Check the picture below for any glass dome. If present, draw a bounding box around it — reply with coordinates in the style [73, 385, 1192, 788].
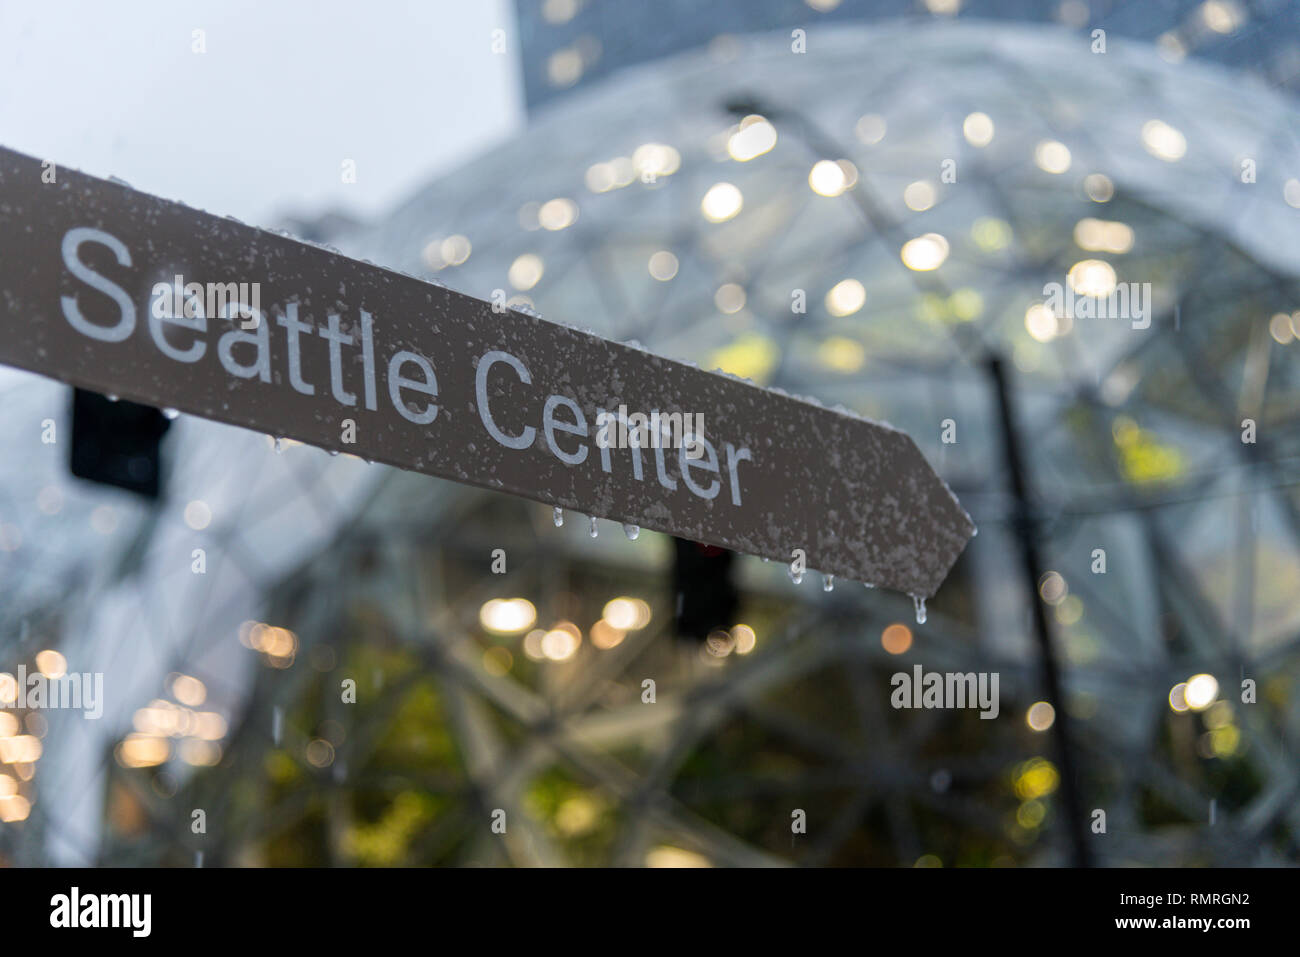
[7, 20, 1299, 866]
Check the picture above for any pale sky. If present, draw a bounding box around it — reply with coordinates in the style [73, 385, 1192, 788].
[0, 0, 524, 227]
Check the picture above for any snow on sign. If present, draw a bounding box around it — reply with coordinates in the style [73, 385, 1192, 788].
[0, 147, 974, 598]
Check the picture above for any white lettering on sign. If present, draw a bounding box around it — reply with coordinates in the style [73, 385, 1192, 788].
[59, 226, 754, 506]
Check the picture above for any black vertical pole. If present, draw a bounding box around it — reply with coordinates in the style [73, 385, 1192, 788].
[987, 355, 1092, 868]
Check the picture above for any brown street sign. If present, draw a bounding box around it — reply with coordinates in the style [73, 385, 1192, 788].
[0, 146, 973, 598]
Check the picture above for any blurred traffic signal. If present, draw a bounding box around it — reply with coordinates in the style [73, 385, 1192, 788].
[69, 388, 171, 499]
[672, 537, 738, 640]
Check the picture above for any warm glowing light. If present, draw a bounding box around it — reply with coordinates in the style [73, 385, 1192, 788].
[522, 629, 546, 661]
[483, 646, 513, 676]
[1026, 701, 1056, 731]
[705, 630, 735, 658]
[1016, 800, 1046, 828]
[808, 160, 848, 197]
[900, 233, 949, 271]
[0, 713, 17, 738]
[184, 500, 212, 530]
[263, 627, 297, 658]
[1025, 303, 1060, 343]
[0, 774, 15, 797]
[727, 116, 777, 162]
[818, 337, 865, 373]
[1068, 259, 1118, 298]
[0, 735, 42, 763]
[508, 254, 544, 290]
[555, 794, 601, 835]
[35, 650, 66, 679]
[963, 111, 994, 147]
[701, 182, 743, 222]
[971, 218, 1011, 251]
[1270, 313, 1295, 345]
[1038, 571, 1067, 604]
[602, 598, 651, 630]
[180, 739, 222, 767]
[715, 283, 747, 314]
[1200, 1, 1243, 35]
[0, 794, 31, 822]
[825, 279, 866, 317]
[855, 114, 886, 145]
[732, 624, 757, 654]
[194, 712, 228, 740]
[538, 198, 578, 231]
[1141, 120, 1186, 162]
[1034, 140, 1072, 174]
[1205, 700, 1234, 730]
[602, 599, 639, 630]
[117, 734, 170, 768]
[1185, 673, 1219, 710]
[135, 703, 173, 736]
[1055, 596, 1084, 626]
[648, 250, 678, 281]
[1157, 32, 1186, 62]
[542, 0, 578, 24]
[547, 48, 583, 88]
[646, 845, 712, 867]
[881, 623, 913, 655]
[479, 598, 538, 635]
[1014, 758, 1059, 799]
[590, 620, 625, 650]
[1169, 682, 1190, 711]
[903, 180, 936, 212]
[1084, 173, 1115, 202]
[634, 143, 681, 179]
[424, 235, 471, 269]
[585, 162, 616, 193]
[707, 334, 779, 384]
[541, 623, 581, 661]
[1074, 218, 1134, 254]
[441, 234, 471, 265]
[171, 674, 206, 707]
[1207, 725, 1241, 757]
[1285, 179, 1300, 209]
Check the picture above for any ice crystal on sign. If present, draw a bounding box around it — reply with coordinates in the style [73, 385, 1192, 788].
[623, 523, 640, 541]
[588, 515, 598, 538]
[788, 566, 803, 585]
[823, 574, 834, 592]
[162, 408, 179, 420]
[553, 506, 564, 527]
[913, 596, 927, 625]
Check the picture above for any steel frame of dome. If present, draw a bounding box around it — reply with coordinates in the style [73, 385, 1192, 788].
[4, 21, 1300, 866]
